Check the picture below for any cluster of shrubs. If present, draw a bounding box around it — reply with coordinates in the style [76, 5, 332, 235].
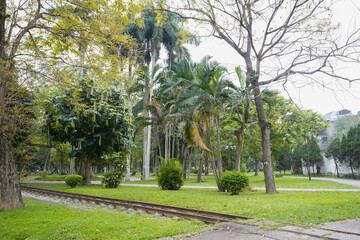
[220, 171, 249, 195]
[39, 171, 48, 178]
[18, 170, 29, 179]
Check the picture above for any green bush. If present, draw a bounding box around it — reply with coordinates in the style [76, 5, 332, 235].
[39, 171, 48, 178]
[18, 170, 28, 178]
[220, 171, 249, 195]
[131, 170, 137, 176]
[240, 163, 247, 173]
[102, 170, 124, 188]
[65, 175, 83, 188]
[158, 160, 184, 190]
[191, 169, 198, 174]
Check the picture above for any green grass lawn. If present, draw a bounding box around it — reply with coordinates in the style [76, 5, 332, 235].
[27, 174, 101, 181]
[127, 174, 359, 189]
[0, 198, 205, 240]
[24, 183, 360, 225]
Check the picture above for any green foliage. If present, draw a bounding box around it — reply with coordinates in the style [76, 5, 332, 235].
[18, 170, 29, 179]
[101, 170, 125, 188]
[157, 160, 184, 190]
[131, 170, 137, 176]
[240, 163, 247, 173]
[65, 175, 83, 188]
[101, 152, 127, 188]
[39, 171, 48, 178]
[339, 123, 360, 175]
[43, 80, 131, 166]
[220, 171, 249, 195]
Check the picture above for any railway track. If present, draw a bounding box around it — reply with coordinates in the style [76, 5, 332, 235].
[21, 186, 252, 223]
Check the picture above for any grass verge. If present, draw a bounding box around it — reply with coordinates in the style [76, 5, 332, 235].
[24, 183, 360, 225]
[126, 174, 359, 189]
[0, 198, 205, 240]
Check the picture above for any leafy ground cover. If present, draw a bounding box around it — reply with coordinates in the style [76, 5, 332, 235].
[126, 174, 359, 189]
[24, 183, 360, 225]
[0, 198, 205, 240]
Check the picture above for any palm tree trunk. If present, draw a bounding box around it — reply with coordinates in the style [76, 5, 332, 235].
[172, 127, 176, 160]
[196, 151, 204, 183]
[182, 145, 188, 178]
[165, 123, 169, 161]
[234, 126, 245, 171]
[187, 147, 193, 180]
[208, 133, 224, 192]
[216, 114, 223, 175]
[143, 122, 151, 180]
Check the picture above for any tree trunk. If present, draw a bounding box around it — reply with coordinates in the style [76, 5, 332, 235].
[70, 158, 76, 174]
[0, 135, 25, 210]
[41, 148, 51, 180]
[251, 81, 276, 194]
[125, 155, 131, 181]
[207, 132, 224, 192]
[187, 147, 194, 180]
[234, 127, 245, 171]
[216, 114, 223, 175]
[211, 153, 224, 192]
[205, 156, 209, 175]
[334, 159, 340, 178]
[182, 146, 188, 178]
[306, 139, 311, 181]
[165, 123, 169, 161]
[350, 160, 354, 178]
[196, 151, 204, 183]
[58, 151, 64, 175]
[85, 155, 91, 186]
[172, 126, 176, 160]
[255, 160, 259, 176]
[143, 121, 151, 180]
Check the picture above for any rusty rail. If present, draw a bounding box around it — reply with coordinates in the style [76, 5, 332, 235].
[21, 186, 252, 223]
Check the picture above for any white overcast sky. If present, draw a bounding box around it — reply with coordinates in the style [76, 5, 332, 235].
[185, 0, 360, 115]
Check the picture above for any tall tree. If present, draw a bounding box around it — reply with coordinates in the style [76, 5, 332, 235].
[339, 124, 360, 178]
[0, 0, 141, 210]
[325, 137, 341, 177]
[160, 0, 360, 194]
[44, 80, 131, 186]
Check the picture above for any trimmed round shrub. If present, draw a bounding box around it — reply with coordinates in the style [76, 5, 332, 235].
[65, 175, 83, 188]
[158, 160, 184, 190]
[102, 170, 124, 188]
[220, 171, 249, 195]
[39, 171, 48, 178]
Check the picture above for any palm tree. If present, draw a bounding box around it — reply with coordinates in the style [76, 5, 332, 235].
[160, 57, 232, 191]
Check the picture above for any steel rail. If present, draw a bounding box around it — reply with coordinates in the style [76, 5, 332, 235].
[21, 186, 251, 223]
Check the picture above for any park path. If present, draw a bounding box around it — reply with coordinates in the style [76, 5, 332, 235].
[284, 176, 360, 188]
[26, 177, 360, 192]
[23, 176, 360, 191]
